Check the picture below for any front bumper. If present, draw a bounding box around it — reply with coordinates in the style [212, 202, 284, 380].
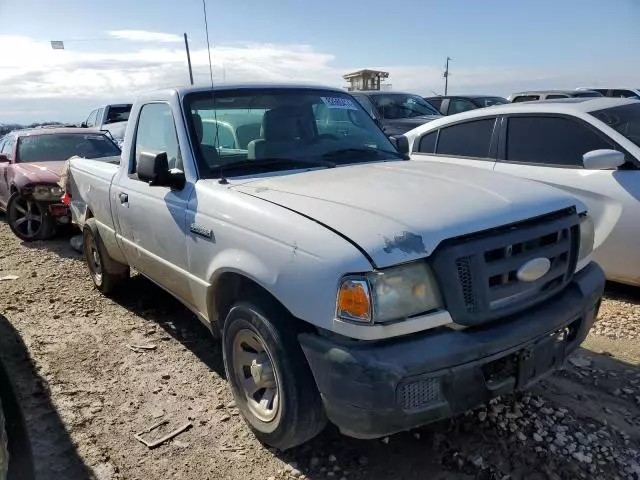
[299, 262, 604, 439]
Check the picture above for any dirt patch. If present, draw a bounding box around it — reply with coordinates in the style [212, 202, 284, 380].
[1, 217, 639, 480]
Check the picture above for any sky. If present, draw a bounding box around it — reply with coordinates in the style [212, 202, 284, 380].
[0, 0, 639, 123]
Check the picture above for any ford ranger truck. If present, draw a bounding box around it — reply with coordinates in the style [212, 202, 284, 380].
[65, 84, 605, 450]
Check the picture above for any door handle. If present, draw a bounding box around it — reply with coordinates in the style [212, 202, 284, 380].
[119, 192, 128, 204]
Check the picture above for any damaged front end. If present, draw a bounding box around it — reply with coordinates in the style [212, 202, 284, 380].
[20, 183, 70, 225]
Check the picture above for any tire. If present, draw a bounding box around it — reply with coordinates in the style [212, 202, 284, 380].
[222, 294, 327, 450]
[0, 397, 7, 480]
[6, 193, 55, 242]
[82, 218, 129, 295]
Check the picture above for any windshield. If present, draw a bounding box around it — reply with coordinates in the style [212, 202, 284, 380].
[105, 105, 132, 124]
[477, 97, 509, 107]
[369, 93, 440, 119]
[591, 103, 640, 149]
[183, 88, 401, 178]
[17, 133, 120, 163]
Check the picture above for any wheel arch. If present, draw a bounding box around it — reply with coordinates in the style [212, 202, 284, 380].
[208, 270, 285, 330]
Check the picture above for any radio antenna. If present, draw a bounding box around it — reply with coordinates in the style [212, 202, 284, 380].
[202, 0, 214, 87]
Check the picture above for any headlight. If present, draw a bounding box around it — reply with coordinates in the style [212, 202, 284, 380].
[336, 262, 442, 324]
[578, 214, 595, 262]
[32, 185, 63, 201]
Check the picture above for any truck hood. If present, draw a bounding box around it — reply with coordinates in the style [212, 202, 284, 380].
[12, 161, 65, 184]
[232, 161, 584, 268]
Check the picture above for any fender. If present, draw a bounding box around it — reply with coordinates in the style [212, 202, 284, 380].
[200, 248, 279, 324]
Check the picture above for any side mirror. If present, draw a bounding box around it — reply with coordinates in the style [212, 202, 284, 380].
[80, 122, 88, 128]
[388, 135, 410, 155]
[582, 149, 626, 170]
[0, 154, 10, 163]
[137, 151, 185, 190]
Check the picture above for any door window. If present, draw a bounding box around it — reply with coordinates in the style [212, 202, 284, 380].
[435, 119, 495, 158]
[134, 103, 183, 174]
[612, 89, 639, 99]
[448, 98, 477, 114]
[546, 94, 569, 99]
[426, 98, 443, 109]
[505, 116, 613, 167]
[1, 136, 13, 155]
[417, 131, 438, 153]
[95, 108, 105, 126]
[352, 94, 378, 119]
[85, 110, 97, 127]
[512, 95, 539, 103]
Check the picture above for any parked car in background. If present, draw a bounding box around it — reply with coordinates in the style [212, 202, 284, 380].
[508, 90, 603, 102]
[424, 95, 509, 115]
[577, 87, 640, 100]
[351, 91, 442, 135]
[0, 128, 121, 241]
[82, 103, 132, 146]
[405, 97, 640, 286]
[66, 84, 603, 449]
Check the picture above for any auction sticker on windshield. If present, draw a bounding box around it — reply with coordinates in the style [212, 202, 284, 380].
[321, 97, 359, 110]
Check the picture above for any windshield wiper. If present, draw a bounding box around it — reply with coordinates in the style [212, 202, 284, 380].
[321, 147, 406, 161]
[217, 157, 335, 183]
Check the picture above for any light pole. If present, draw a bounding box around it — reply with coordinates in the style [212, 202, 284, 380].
[443, 56, 452, 95]
[183, 33, 194, 85]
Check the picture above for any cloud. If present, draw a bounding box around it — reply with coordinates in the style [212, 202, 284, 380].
[0, 34, 345, 122]
[107, 30, 183, 43]
[1, 31, 639, 123]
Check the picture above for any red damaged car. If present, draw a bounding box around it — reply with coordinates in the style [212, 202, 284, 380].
[0, 128, 120, 241]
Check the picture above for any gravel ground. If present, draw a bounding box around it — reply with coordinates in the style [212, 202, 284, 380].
[1, 217, 640, 480]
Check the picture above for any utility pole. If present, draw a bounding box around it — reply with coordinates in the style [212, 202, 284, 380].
[184, 33, 194, 85]
[443, 56, 452, 95]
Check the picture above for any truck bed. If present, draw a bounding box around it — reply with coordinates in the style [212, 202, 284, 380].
[68, 157, 119, 235]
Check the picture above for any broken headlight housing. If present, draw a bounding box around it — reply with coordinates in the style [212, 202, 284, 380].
[31, 184, 64, 201]
[336, 262, 442, 324]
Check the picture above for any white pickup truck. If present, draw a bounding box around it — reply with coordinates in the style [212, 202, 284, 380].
[65, 84, 605, 450]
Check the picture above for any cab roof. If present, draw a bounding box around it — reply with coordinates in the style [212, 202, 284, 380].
[136, 83, 347, 103]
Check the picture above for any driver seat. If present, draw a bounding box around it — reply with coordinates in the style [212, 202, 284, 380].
[247, 106, 316, 160]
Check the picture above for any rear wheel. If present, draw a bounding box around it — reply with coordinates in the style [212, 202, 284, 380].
[222, 294, 326, 450]
[7, 193, 54, 242]
[82, 218, 129, 295]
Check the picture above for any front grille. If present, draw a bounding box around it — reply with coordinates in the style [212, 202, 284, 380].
[398, 378, 441, 411]
[431, 209, 580, 326]
[456, 256, 477, 313]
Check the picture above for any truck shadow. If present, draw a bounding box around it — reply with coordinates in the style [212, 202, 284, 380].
[103, 274, 640, 478]
[0, 315, 93, 480]
[110, 274, 226, 379]
[605, 281, 640, 305]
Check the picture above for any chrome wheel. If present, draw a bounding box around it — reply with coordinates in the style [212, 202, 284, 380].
[10, 197, 43, 239]
[84, 232, 103, 285]
[232, 329, 281, 423]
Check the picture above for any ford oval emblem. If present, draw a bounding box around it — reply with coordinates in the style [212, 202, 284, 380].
[516, 257, 551, 282]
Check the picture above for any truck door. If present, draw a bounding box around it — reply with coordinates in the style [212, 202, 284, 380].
[114, 102, 196, 306]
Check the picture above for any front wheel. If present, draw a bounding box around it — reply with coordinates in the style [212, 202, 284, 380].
[222, 294, 327, 450]
[6, 193, 54, 242]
